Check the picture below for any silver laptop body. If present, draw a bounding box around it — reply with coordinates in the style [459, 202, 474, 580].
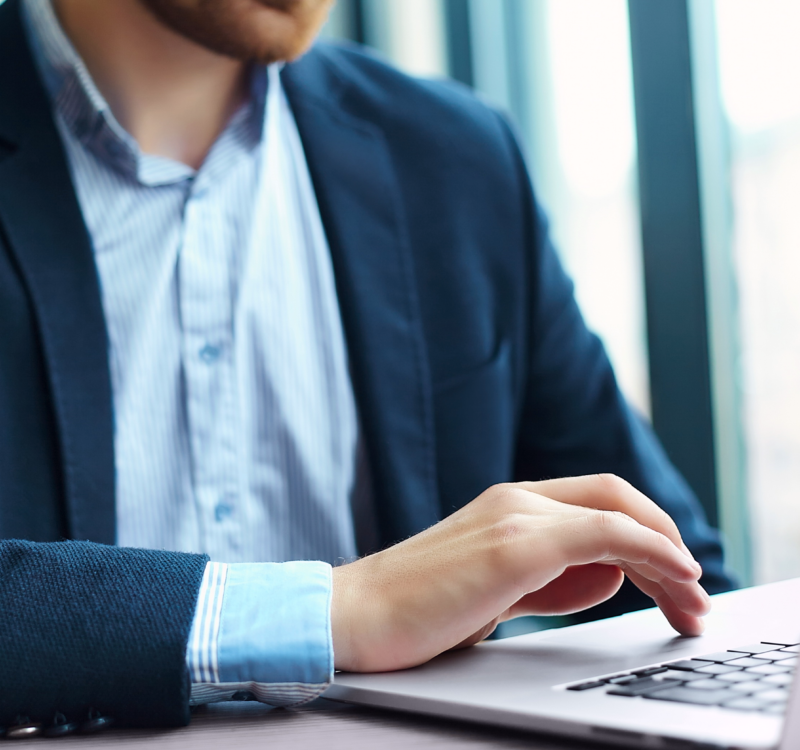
[327, 578, 800, 749]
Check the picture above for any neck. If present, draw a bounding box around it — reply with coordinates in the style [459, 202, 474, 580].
[52, 0, 248, 169]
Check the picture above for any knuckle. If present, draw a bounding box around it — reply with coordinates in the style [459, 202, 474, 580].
[492, 482, 520, 503]
[591, 509, 628, 532]
[659, 506, 681, 535]
[487, 513, 531, 570]
[491, 513, 529, 547]
[471, 483, 507, 515]
[484, 483, 525, 515]
[482, 482, 512, 503]
[656, 505, 676, 529]
[652, 529, 673, 551]
[638, 528, 671, 565]
[594, 473, 631, 496]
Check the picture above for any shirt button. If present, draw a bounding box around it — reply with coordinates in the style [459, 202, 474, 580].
[215, 501, 233, 522]
[199, 343, 221, 363]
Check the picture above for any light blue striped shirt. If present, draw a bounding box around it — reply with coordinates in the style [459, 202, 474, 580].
[23, 0, 364, 705]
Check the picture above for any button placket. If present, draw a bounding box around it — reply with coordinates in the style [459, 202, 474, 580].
[179, 176, 242, 556]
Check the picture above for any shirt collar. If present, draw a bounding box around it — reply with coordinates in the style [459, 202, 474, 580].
[21, 0, 271, 186]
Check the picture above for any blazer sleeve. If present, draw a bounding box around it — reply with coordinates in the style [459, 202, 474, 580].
[0, 540, 207, 728]
[497, 114, 737, 617]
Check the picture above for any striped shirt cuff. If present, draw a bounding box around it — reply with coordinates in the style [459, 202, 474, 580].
[186, 560, 333, 707]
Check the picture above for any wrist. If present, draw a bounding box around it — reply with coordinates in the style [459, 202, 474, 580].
[331, 563, 359, 672]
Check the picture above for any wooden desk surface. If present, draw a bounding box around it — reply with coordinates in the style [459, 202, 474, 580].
[19, 699, 610, 749]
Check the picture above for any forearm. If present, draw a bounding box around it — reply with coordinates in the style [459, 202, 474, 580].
[0, 542, 335, 730]
[0, 540, 206, 728]
[0, 473, 710, 732]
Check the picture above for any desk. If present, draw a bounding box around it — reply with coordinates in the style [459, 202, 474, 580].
[18, 699, 609, 749]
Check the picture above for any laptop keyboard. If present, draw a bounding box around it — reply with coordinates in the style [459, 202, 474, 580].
[566, 641, 798, 714]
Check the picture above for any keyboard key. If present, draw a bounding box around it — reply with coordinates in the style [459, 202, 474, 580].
[573, 637, 798, 705]
[764, 673, 794, 687]
[696, 664, 742, 675]
[633, 666, 668, 677]
[716, 671, 761, 683]
[606, 675, 637, 685]
[653, 670, 706, 682]
[694, 652, 743, 663]
[608, 678, 675, 697]
[746, 664, 792, 676]
[645, 686, 732, 706]
[730, 681, 775, 694]
[567, 681, 605, 691]
[730, 643, 789, 654]
[762, 641, 800, 648]
[726, 657, 768, 668]
[665, 660, 716, 672]
[685, 679, 728, 691]
[764, 704, 787, 715]
[753, 650, 798, 662]
[725, 697, 770, 712]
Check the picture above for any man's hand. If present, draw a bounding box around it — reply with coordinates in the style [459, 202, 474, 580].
[331, 475, 710, 673]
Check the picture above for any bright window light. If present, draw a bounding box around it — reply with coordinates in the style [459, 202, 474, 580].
[716, 0, 800, 134]
[547, 0, 636, 198]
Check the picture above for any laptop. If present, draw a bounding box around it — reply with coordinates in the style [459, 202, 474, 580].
[326, 577, 800, 749]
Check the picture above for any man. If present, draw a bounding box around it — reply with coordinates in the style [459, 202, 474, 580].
[0, 0, 733, 733]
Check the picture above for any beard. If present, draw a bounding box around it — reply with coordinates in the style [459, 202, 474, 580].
[137, 0, 333, 64]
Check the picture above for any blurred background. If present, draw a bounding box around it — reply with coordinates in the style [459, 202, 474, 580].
[324, 0, 800, 590]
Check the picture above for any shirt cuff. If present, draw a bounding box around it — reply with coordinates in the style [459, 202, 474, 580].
[186, 560, 333, 707]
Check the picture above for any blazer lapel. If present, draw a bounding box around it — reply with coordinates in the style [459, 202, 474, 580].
[0, 12, 439, 549]
[283, 52, 440, 547]
[0, 0, 115, 543]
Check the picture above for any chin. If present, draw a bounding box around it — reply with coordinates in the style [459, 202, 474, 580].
[139, 0, 331, 63]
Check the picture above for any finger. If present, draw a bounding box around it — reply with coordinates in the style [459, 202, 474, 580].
[539, 510, 702, 584]
[623, 567, 709, 636]
[622, 565, 711, 617]
[617, 558, 706, 596]
[505, 564, 624, 618]
[653, 593, 706, 637]
[517, 475, 693, 559]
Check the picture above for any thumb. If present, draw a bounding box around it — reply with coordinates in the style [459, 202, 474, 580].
[506, 564, 625, 618]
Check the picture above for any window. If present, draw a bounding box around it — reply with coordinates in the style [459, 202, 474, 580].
[715, 0, 800, 583]
[524, 0, 648, 415]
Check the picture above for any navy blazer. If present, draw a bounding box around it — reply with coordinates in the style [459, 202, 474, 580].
[0, 0, 734, 729]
